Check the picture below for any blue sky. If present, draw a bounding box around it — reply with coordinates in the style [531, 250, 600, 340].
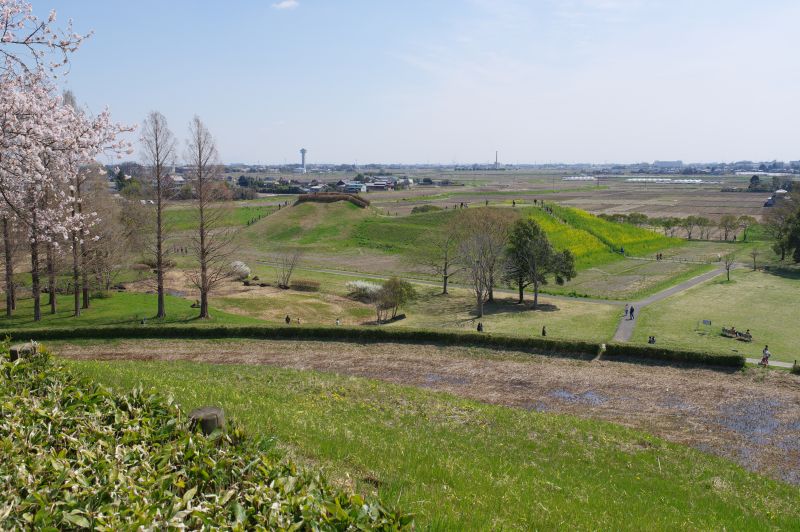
[45, 0, 800, 164]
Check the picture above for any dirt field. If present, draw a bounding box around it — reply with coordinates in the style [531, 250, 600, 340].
[55, 339, 800, 485]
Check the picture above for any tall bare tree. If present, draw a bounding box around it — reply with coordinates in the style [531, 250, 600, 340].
[457, 209, 515, 317]
[141, 111, 176, 319]
[185, 116, 234, 319]
[409, 217, 462, 295]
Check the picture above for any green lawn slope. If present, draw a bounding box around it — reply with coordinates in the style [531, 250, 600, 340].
[69, 358, 800, 530]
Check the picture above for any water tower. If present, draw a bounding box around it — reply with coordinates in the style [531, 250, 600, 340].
[300, 148, 307, 173]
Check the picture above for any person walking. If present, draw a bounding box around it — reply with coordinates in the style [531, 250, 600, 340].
[285, 315, 291, 325]
[624, 304, 629, 317]
[541, 325, 547, 337]
[335, 318, 341, 326]
[477, 322, 483, 332]
[761, 345, 771, 366]
[629, 306, 635, 320]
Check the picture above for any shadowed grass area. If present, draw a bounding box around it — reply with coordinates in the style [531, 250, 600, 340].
[66, 358, 800, 530]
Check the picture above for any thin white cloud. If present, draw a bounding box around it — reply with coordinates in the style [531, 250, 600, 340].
[272, 0, 298, 10]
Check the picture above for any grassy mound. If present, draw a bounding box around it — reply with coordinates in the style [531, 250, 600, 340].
[526, 208, 615, 268]
[70, 357, 800, 529]
[0, 346, 409, 529]
[550, 205, 680, 256]
[243, 201, 372, 251]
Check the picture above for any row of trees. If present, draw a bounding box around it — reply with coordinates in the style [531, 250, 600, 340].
[414, 209, 575, 317]
[0, 1, 236, 322]
[0, 0, 132, 321]
[599, 212, 758, 241]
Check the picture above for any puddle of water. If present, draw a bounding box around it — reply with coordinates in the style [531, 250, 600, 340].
[550, 389, 607, 406]
[424, 373, 470, 386]
[715, 399, 783, 444]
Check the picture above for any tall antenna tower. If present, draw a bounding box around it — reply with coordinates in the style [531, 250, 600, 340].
[494, 150, 499, 170]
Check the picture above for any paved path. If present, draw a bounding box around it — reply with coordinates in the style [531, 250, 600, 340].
[745, 358, 794, 369]
[612, 264, 728, 342]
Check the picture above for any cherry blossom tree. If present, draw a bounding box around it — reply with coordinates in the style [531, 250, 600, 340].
[1, 0, 90, 75]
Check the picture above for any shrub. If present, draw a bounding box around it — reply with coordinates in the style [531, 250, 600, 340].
[92, 290, 114, 299]
[0, 347, 411, 529]
[291, 279, 320, 292]
[141, 257, 177, 269]
[230, 260, 251, 281]
[345, 280, 382, 301]
[411, 205, 442, 214]
[791, 362, 799, 375]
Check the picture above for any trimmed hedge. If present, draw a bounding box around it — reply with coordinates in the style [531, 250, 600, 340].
[603, 343, 745, 368]
[3, 324, 746, 368]
[5, 325, 597, 358]
[295, 192, 370, 208]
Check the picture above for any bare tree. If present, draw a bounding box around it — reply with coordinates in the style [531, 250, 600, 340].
[141, 111, 176, 319]
[457, 209, 515, 316]
[749, 248, 760, 271]
[408, 217, 462, 295]
[185, 116, 234, 319]
[275, 249, 303, 289]
[723, 254, 735, 281]
[718, 215, 738, 241]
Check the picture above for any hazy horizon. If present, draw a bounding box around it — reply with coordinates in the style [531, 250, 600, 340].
[49, 0, 800, 165]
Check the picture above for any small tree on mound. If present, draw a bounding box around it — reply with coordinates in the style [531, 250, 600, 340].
[374, 277, 416, 323]
[275, 249, 303, 289]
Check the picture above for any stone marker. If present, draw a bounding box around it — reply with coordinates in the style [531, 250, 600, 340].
[9, 342, 37, 362]
[189, 406, 225, 435]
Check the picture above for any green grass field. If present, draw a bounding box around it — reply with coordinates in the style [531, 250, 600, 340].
[164, 204, 276, 231]
[0, 292, 262, 329]
[632, 269, 800, 363]
[66, 358, 800, 530]
[394, 288, 621, 342]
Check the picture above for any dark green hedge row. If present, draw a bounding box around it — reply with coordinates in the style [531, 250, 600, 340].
[5, 325, 596, 356]
[4, 325, 746, 368]
[295, 193, 370, 208]
[603, 343, 745, 368]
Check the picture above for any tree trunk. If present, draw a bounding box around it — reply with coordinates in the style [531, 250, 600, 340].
[518, 274, 524, 303]
[72, 231, 80, 316]
[3, 216, 14, 317]
[81, 236, 89, 309]
[156, 190, 166, 319]
[30, 226, 41, 322]
[47, 243, 56, 314]
[533, 281, 539, 309]
[198, 194, 209, 319]
[442, 273, 448, 295]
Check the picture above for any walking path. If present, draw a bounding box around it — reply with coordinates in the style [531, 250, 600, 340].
[744, 358, 794, 369]
[613, 264, 728, 342]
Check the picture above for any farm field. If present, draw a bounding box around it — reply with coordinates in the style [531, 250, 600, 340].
[631, 270, 800, 363]
[63, 350, 800, 530]
[163, 203, 276, 231]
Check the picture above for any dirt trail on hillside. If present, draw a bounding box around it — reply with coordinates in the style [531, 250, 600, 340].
[56, 339, 800, 485]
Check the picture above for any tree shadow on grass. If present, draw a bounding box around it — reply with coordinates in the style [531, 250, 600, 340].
[762, 266, 800, 280]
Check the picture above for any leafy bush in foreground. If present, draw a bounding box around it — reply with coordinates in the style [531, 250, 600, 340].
[0, 346, 410, 530]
